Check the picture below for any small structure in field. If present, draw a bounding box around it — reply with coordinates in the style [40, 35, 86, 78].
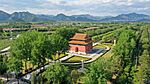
[32, 24, 48, 28]
[69, 33, 93, 54]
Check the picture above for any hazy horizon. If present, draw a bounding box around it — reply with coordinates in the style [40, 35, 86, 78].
[2, 10, 150, 17]
[0, 0, 150, 16]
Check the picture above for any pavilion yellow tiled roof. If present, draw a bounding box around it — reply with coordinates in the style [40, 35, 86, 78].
[69, 40, 91, 45]
[70, 33, 89, 40]
[69, 33, 92, 45]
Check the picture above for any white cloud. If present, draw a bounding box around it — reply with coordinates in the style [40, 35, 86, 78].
[136, 7, 149, 11]
[0, 0, 150, 16]
[25, 8, 89, 15]
[64, 0, 114, 6]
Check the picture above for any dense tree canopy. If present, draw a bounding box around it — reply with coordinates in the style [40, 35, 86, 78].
[7, 57, 23, 73]
[0, 55, 8, 74]
[10, 31, 53, 71]
[134, 28, 150, 83]
[43, 62, 70, 84]
[111, 29, 138, 84]
[50, 34, 68, 55]
[113, 29, 136, 68]
[83, 58, 113, 84]
[1, 22, 149, 84]
[55, 28, 78, 40]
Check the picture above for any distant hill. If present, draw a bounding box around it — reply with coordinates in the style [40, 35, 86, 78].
[0, 10, 150, 22]
[36, 14, 55, 21]
[100, 13, 150, 22]
[71, 14, 112, 20]
[9, 12, 40, 22]
[0, 10, 10, 22]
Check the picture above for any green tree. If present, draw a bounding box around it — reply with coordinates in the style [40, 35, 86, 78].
[31, 72, 37, 84]
[7, 57, 23, 73]
[11, 31, 35, 70]
[0, 55, 8, 75]
[50, 34, 68, 60]
[112, 29, 137, 83]
[113, 29, 136, 68]
[31, 32, 53, 67]
[0, 79, 4, 84]
[11, 31, 53, 70]
[139, 50, 150, 83]
[43, 62, 70, 84]
[83, 58, 112, 84]
[71, 69, 80, 84]
[56, 28, 78, 40]
[37, 74, 44, 84]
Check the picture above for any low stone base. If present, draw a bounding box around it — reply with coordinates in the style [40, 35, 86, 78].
[69, 51, 87, 55]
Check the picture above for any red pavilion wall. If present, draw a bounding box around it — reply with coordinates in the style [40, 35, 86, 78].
[69, 44, 92, 54]
[70, 45, 86, 52]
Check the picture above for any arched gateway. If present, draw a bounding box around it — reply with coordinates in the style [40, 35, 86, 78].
[69, 33, 93, 54]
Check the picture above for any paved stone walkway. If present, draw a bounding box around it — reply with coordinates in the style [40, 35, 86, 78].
[1, 42, 109, 82]
[63, 49, 106, 65]
[66, 48, 104, 58]
[22, 47, 109, 81]
[0, 46, 10, 52]
[59, 54, 73, 61]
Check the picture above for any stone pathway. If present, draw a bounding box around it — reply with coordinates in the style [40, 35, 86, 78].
[59, 54, 73, 61]
[0, 34, 20, 54]
[22, 54, 74, 80]
[0, 46, 10, 55]
[1, 42, 109, 82]
[66, 48, 104, 58]
[22, 48, 106, 80]
[63, 49, 106, 65]
[22, 43, 110, 80]
[0, 46, 10, 52]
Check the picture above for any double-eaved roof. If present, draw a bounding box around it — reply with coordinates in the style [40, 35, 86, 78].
[70, 33, 90, 40]
[69, 33, 92, 45]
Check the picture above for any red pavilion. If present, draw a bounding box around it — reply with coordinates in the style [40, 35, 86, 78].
[69, 33, 93, 54]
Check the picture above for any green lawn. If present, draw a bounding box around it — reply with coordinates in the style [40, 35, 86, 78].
[93, 44, 106, 49]
[94, 43, 113, 49]
[102, 43, 114, 58]
[93, 43, 113, 58]
[102, 43, 113, 48]
[64, 56, 91, 63]
[52, 53, 67, 60]
[102, 49, 113, 58]
[0, 39, 12, 50]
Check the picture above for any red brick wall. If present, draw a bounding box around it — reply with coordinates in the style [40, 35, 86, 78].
[70, 44, 92, 53]
[70, 45, 86, 52]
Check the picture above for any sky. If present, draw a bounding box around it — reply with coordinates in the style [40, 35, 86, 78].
[0, 0, 150, 16]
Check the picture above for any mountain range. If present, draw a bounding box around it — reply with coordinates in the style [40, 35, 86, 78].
[0, 10, 150, 22]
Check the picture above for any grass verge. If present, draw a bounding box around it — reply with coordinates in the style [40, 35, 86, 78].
[0, 39, 12, 50]
[64, 56, 91, 63]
